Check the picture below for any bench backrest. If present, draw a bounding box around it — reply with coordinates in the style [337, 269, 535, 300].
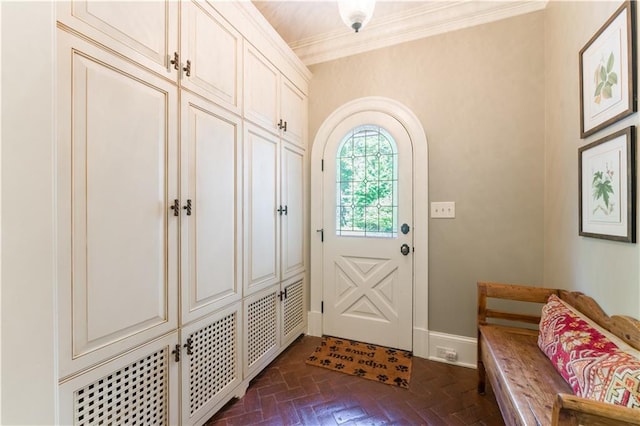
[560, 290, 640, 351]
[477, 282, 640, 351]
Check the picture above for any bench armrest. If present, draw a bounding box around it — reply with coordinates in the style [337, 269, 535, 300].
[552, 393, 640, 425]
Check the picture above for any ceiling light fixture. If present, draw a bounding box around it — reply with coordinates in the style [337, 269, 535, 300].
[338, 0, 376, 33]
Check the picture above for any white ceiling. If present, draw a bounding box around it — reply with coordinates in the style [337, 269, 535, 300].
[251, 0, 547, 66]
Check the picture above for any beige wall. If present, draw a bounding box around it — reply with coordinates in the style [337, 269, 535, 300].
[545, 1, 640, 317]
[309, 11, 545, 337]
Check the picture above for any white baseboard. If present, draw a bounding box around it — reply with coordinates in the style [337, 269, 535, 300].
[427, 331, 477, 369]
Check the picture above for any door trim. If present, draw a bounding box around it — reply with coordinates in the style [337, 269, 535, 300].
[308, 97, 430, 357]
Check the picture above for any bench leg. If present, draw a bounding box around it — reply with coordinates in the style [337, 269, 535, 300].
[477, 358, 486, 394]
[477, 335, 486, 394]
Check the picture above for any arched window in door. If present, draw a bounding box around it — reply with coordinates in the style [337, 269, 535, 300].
[336, 125, 398, 237]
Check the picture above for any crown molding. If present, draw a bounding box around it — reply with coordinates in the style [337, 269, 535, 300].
[291, 0, 548, 66]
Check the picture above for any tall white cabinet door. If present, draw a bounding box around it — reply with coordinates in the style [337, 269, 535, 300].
[181, 92, 243, 325]
[280, 142, 306, 280]
[244, 44, 279, 134]
[57, 32, 179, 379]
[244, 124, 281, 295]
[57, 0, 178, 78]
[280, 78, 307, 147]
[181, 0, 243, 114]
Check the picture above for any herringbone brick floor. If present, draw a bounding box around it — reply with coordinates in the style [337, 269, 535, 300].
[205, 335, 505, 425]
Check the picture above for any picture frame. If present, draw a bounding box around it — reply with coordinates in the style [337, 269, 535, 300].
[579, 126, 636, 242]
[579, 1, 636, 138]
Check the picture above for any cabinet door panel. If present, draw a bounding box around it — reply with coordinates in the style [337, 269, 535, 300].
[282, 278, 306, 347]
[244, 45, 279, 133]
[57, 32, 178, 378]
[280, 78, 307, 147]
[57, 1, 178, 78]
[281, 142, 306, 280]
[59, 333, 180, 426]
[243, 285, 279, 379]
[181, 0, 242, 113]
[181, 303, 242, 426]
[244, 125, 280, 294]
[181, 92, 242, 324]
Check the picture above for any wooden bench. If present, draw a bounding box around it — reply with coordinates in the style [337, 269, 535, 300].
[477, 281, 640, 426]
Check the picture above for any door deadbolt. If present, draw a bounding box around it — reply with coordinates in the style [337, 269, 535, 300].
[400, 244, 410, 256]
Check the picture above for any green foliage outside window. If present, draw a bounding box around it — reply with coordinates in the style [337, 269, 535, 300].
[336, 126, 397, 237]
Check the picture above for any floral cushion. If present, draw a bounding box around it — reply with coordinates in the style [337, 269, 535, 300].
[538, 294, 640, 408]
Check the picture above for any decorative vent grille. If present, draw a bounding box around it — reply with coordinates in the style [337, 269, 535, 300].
[73, 348, 168, 425]
[247, 291, 277, 367]
[188, 311, 238, 415]
[284, 281, 304, 337]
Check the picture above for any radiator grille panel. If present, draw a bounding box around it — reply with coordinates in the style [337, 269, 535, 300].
[73, 348, 168, 425]
[247, 291, 277, 367]
[284, 281, 304, 337]
[188, 311, 238, 415]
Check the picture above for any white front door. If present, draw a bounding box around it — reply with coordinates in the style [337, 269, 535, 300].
[322, 111, 413, 351]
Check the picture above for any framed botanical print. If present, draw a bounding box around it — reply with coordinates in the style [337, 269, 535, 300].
[579, 1, 636, 138]
[579, 126, 635, 242]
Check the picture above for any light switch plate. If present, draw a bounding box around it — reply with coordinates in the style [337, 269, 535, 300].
[431, 201, 455, 218]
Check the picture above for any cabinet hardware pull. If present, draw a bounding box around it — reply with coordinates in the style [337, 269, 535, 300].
[283, 205, 288, 216]
[183, 199, 192, 216]
[172, 344, 181, 362]
[183, 60, 191, 77]
[277, 119, 284, 129]
[170, 52, 179, 71]
[170, 199, 180, 216]
[184, 338, 193, 355]
[283, 121, 287, 132]
[278, 288, 288, 301]
[277, 205, 283, 215]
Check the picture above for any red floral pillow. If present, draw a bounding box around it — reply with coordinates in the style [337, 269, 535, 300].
[538, 294, 640, 408]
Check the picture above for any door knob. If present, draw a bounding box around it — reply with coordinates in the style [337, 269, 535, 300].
[400, 244, 410, 256]
[401, 223, 410, 234]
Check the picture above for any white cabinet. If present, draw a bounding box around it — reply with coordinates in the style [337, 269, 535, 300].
[180, 303, 243, 426]
[244, 125, 280, 293]
[57, 0, 243, 113]
[280, 142, 306, 280]
[280, 77, 308, 146]
[181, 0, 243, 114]
[243, 121, 306, 380]
[57, 31, 179, 379]
[180, 91, 243, 325]
[244, 124, 306, 296]
[244, 44, 307, 147]
[243, 278, 305, 378]
[57, 0, 178, 78]
[56, 2, 308, 424]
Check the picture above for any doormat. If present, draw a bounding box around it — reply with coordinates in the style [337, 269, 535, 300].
[305, 336, 412, 388]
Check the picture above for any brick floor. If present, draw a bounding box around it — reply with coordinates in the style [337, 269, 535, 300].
[205, 335, 505, 425]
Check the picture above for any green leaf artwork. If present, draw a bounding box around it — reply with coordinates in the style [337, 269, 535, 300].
[591, 167, 615, 215]
[593, 52, 618, 104]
